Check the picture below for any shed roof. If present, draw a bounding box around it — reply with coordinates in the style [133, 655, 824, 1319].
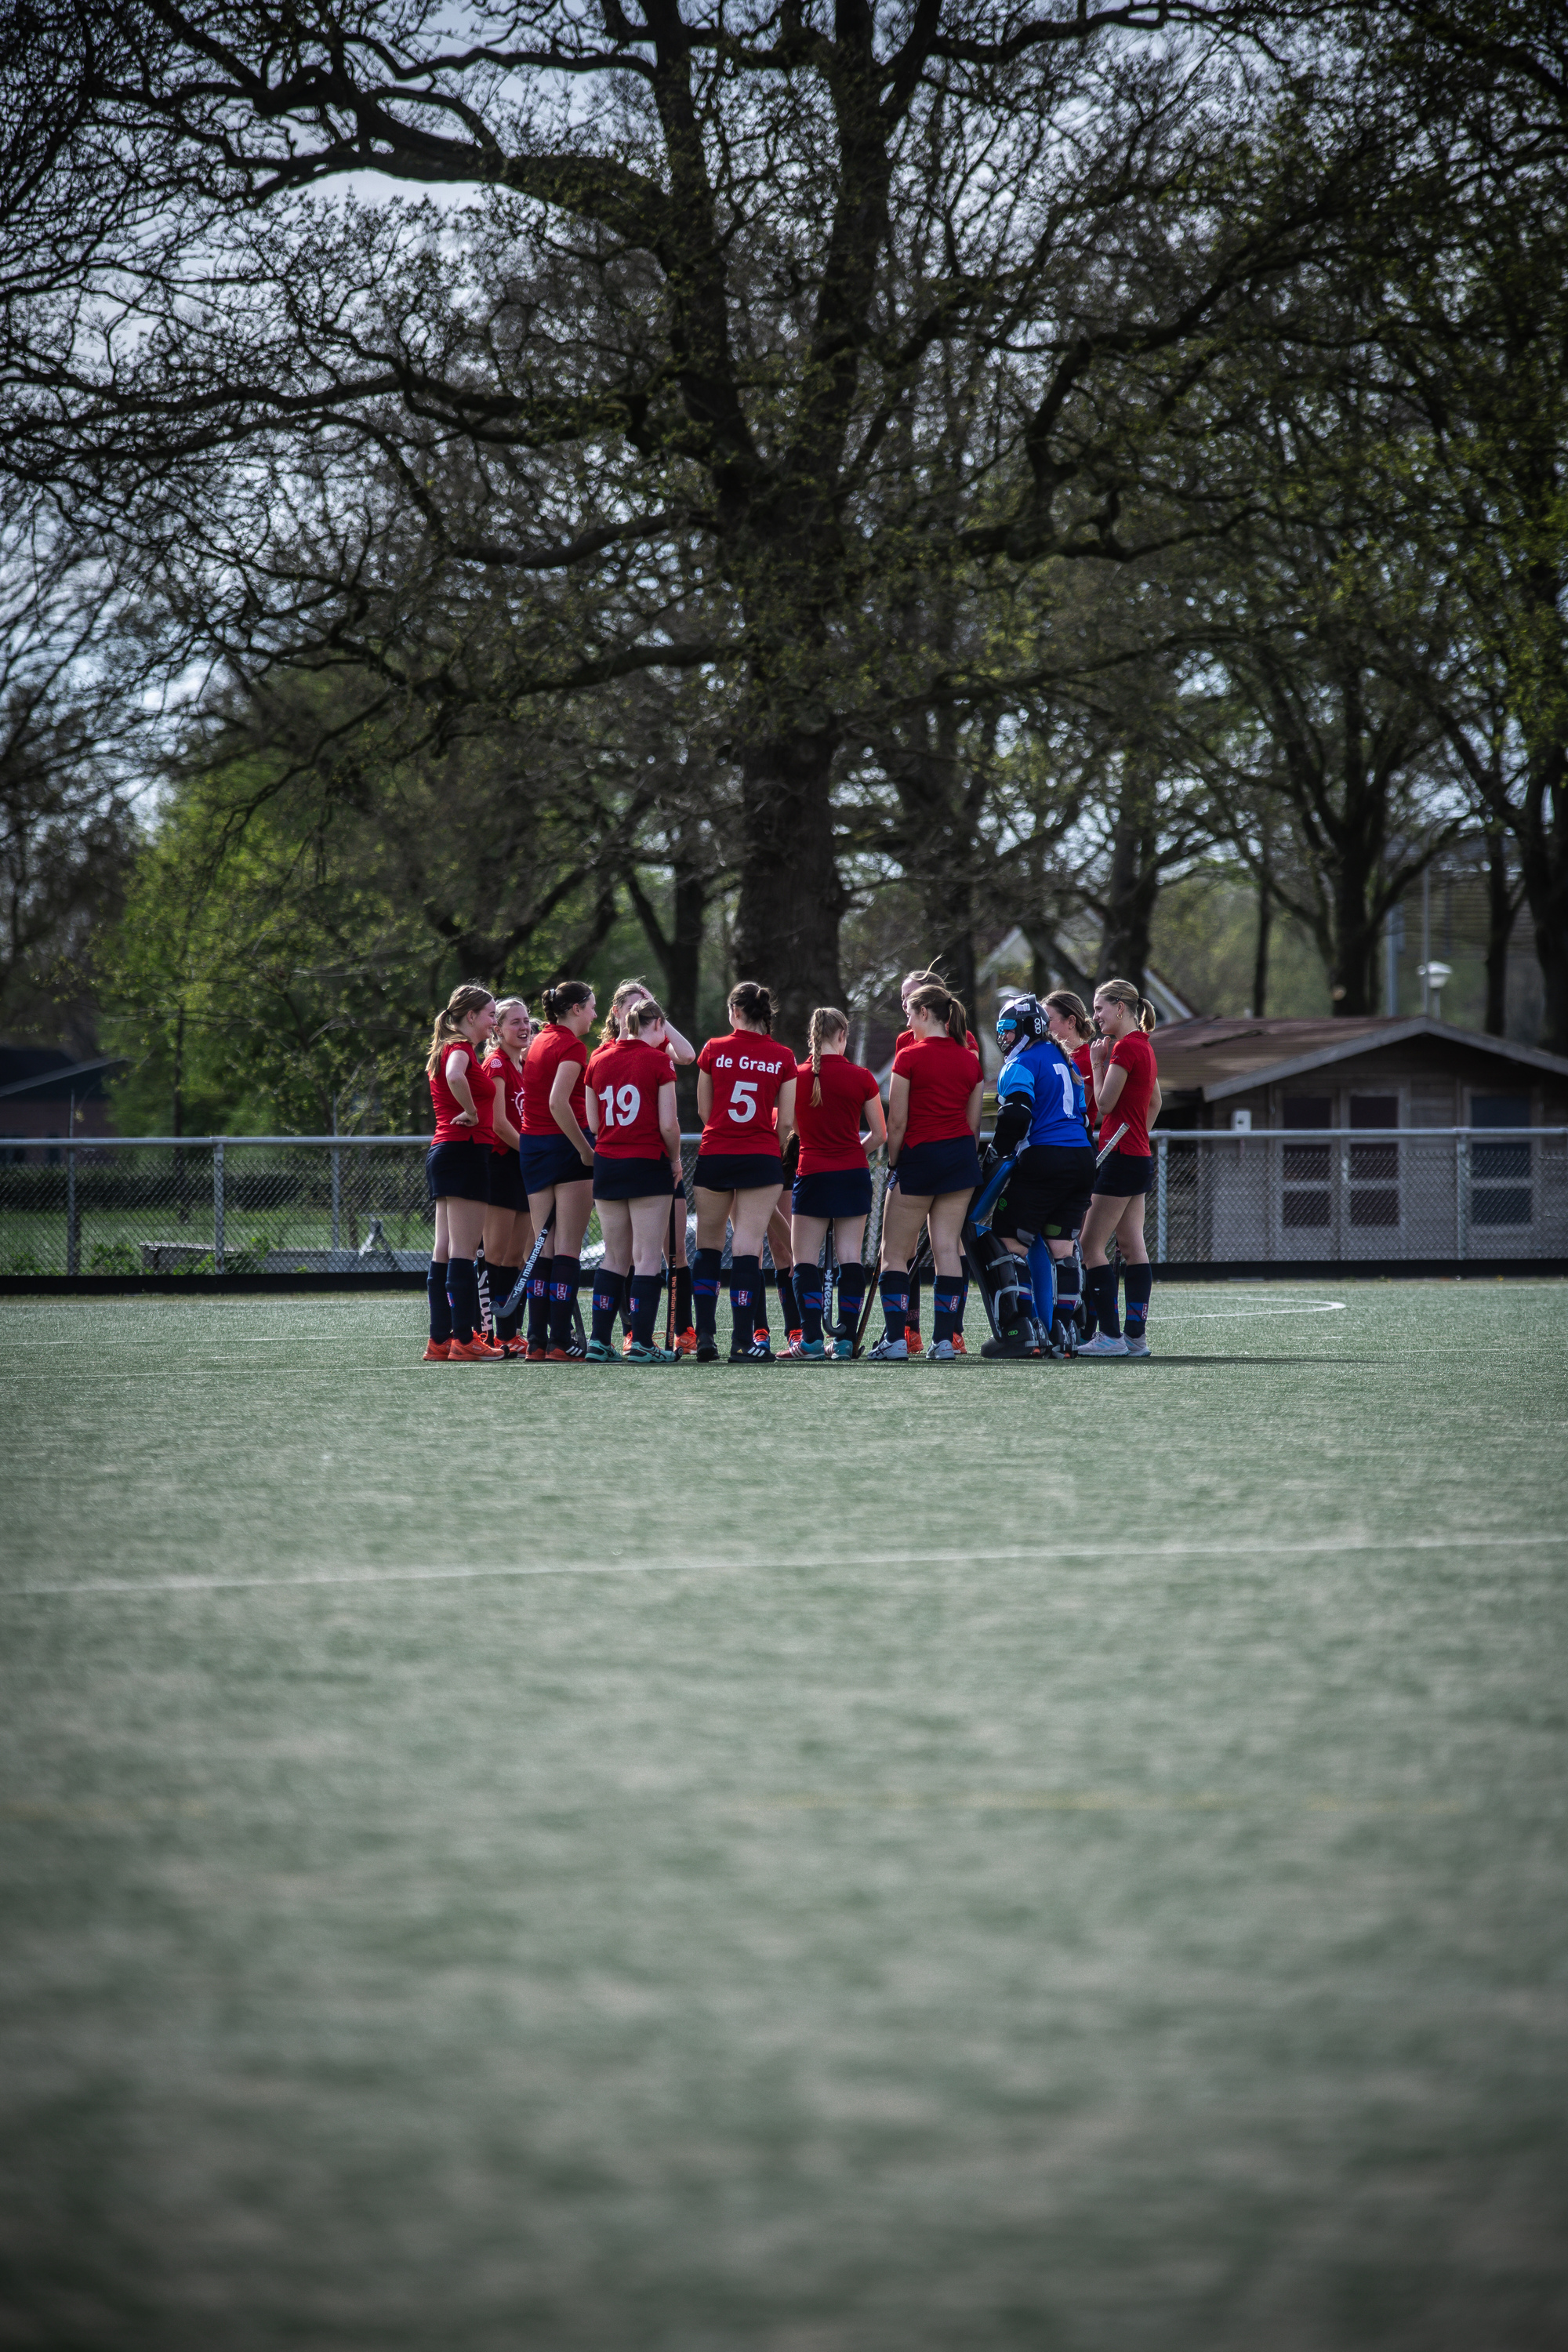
[0, 1050, 122, 1102]
[1154, 1016, 1568, 1104]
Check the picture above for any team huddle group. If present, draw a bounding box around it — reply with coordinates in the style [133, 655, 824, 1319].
[420, 967, 1161, 1364]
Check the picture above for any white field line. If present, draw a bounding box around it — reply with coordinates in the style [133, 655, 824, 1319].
[4, 1529, 1563, 1602]
[1156, 1301, 1347, 1322]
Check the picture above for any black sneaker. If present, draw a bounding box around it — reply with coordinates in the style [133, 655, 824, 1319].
[695, 1336, 719, 1363]
[729, 1338, 774, 1363]
[980, 1330, 1039, 1359]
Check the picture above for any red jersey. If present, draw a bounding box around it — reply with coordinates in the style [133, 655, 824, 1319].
[895, 1025, 978, 1054]
[522, 1023, 589, 1134]
[697, 1031, 793, 1156]
[430, 1038, 496, 1145]
[481, 1049, 526, 1152]
[891, 1035, 982, 1150]
[585, 1038, 674, 1160]
[1102, 1029, 1157, 1156]
[1073, 1043, 1098, 1134]
[793, 1052, 880, 1176]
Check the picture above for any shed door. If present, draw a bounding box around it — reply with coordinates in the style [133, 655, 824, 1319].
[1281, 1094, 1332, 1228]
[1470, 1094, 1532, 1227]
[1348, 1094, 1399, 1227]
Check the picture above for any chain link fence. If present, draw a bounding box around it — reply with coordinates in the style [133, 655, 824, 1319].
[3, 1129, 1560, 1276]
[0, 1136, 895, 1278]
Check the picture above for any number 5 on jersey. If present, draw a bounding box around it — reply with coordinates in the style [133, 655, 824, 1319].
[729, 1077, 757, 1123]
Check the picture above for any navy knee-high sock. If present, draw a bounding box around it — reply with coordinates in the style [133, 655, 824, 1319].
[906, 1271, 922, 1335]
[728, 1254, 761, 1348]
[548, 1254, 581, 1349]
[446, 1257, 478, 1344]
[796, 1269, 824, 1344]
[674, 1266, 692, 1331]
[527, 1257, 553, 1347]
[837, 1263, 867, 1337]
[776, 1268, 798, 1334]
[693, 1247, 722, 1339]
[628, 1272, 662, 1345]
[427, 1259, 453, 1344]
[932, 1279, 963, 1342]
[491, 1265, 521, 1342]
[880, 1270, 909, 1342]
[591, 1269, 626, 1345]
[1086, 1263, 1120, 1338]
[1123, 1264, 1152, 1334]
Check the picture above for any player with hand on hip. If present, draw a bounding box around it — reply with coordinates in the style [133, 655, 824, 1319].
[873, 983, 983, 1361]
[423, 982, 505, 1362]
[787, 1005, 886, 1358]
[1080, 980, 1162, 1357]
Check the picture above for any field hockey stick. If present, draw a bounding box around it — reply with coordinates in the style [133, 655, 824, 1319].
[1095, 1121, 1129, 1167]
[497, 1205, 555, 1322]
[663, 1187, 678, 1350]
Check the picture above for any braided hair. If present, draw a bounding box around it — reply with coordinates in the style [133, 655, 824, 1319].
[805, 1005, 848, 1107]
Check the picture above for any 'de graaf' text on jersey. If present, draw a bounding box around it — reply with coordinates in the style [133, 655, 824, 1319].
[697, 1033, 793, 1156]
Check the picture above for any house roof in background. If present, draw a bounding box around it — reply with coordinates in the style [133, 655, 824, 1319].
[0, 1050, 123, 1102]
[1154, 1016, 1568, 1102]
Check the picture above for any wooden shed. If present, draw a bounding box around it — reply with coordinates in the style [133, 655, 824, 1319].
[1148, 1018, 1568, 1264]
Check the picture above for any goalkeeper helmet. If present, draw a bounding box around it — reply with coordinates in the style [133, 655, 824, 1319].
[996, 995, 1050, 1052]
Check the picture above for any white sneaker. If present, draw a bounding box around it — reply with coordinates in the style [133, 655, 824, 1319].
[868, 1335, 909, 1361]
[927, 1338, 957, 1360]
[1123, 1330, 1150, 1357]
[1077, 1332, 1129, 1356]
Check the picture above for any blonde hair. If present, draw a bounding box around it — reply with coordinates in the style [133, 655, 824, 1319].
[622, 994, 666, 1040]
[601, 975, 653, 1044]
[805, 1005, 848, 1106]
[1094, 978, 1156, 1033]
[492, 996, 530, 1051]
[906, 981, 969, 1046]
[426, 982, 494, 1075]
[1045, 989, 1094, 1041]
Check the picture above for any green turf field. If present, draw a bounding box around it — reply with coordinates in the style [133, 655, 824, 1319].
[2, 1284, 1566, 2350]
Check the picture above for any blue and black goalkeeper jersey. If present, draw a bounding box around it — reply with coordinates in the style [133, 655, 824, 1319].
[996, 1039, 1090, 1149]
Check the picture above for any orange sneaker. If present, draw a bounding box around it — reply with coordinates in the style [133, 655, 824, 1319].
[905, 1327, 925, 1356]
[951, 1334, 967, 1355]
[448, 1335, 501, 1361]
[547, 1342, 588, 1363]
[674, 1327, 698, 1355]
[525, 1341, 548, 1362]
[786, 1328, 803, 1348]
[422, 1338, 450, 1361]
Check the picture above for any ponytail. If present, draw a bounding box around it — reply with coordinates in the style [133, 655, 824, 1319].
[622, 993, 665, 1040]
[426, 982, 495, 1075]
[1044, 989, 1094, 1042]
[906, 980, 968, 1045]
[541, 979, 593, 1025]
[728, 980, 775, 1033]
[806, 1005, 848, 1107]
[1096, 978, 1156, 1033]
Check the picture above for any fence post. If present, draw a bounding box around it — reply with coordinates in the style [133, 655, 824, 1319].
[331, 1145, 342, 1250]
[1156, 1136, 1167, 1262]
[213, 1140, 225, 1272]
[66, 1142, 79, 1276]
[1455, 1131, 1468, 1261]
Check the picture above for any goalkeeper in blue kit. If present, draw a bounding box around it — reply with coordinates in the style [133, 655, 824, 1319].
[979, 996, 1099, 1358]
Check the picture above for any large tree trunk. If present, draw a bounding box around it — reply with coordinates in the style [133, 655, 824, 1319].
[1515, 739, 1568, 1054]
[1483, 826, 1515, 1036]
[731, 723, 844, 1049]
[1096, 761, 1161, 993]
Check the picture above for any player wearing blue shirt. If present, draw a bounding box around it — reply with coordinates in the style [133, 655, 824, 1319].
[980, 995, 1098, 1356]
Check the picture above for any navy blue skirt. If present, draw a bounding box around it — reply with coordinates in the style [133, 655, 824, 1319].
[691, 1151, 786, 1194]
[426, 1138, 490, 1204]
[485, 1149, 527, 1210]
[521, 1130, 593, 1194]
[593, 1154, 674, 1201]
[893, 1134, 982, 1199]
[1094, 1149, 1153, 1199]
[792, 1165, 873, 1219]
